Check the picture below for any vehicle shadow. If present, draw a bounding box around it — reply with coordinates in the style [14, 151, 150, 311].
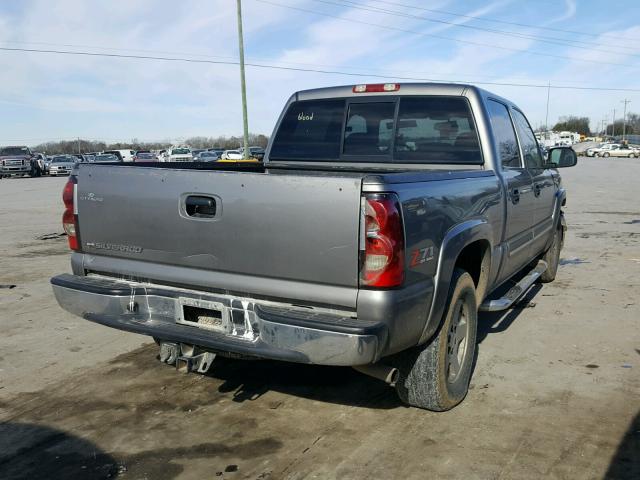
[0, 422, 119, 480]
[604, 411, 640, 479]
[205, 357, 403, 409]
[476, 283, 543, 345]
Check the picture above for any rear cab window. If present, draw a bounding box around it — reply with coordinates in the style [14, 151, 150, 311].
[269, 96, 482, 164]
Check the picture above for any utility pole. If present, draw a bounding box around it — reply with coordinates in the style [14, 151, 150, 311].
[612, 109, 616, 137]
[621, 99, 631, 142]
[77, 137, 81, 154]
[545, 81, 550, 130]
[236, 0, 250, 160]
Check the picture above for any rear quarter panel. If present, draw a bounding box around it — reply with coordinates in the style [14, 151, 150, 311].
[361, 171, 503, 353]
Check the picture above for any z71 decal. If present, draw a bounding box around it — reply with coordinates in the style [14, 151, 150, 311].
[410, 246, 435, 267]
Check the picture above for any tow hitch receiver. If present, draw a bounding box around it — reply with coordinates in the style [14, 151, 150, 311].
[158, 341, 216, 374]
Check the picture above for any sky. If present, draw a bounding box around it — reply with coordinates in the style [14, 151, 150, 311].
[0, 0, 639, 145]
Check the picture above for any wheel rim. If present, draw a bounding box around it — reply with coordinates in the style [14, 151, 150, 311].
[446, 299, 470, 383]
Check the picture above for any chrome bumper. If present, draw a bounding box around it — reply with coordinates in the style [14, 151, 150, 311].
[51, 274, 385, 366]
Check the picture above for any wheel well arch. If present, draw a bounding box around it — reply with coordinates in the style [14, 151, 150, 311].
[454, 239, 491, 304]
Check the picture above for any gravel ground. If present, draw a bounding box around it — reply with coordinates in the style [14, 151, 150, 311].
[0, 158, 638, 480]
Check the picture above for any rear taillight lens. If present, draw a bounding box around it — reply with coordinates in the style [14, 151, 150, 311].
[62, 177, 79, 251]
[360, 194, 404, 288]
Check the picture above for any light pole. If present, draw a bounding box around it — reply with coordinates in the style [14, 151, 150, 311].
[545, 81, 550, 131]
[621, 99, 631, 142]
[612, 109, 616, 137]
[236, 0, 250, 160]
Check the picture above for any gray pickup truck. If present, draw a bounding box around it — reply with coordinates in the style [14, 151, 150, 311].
[51, 83, 576, 411]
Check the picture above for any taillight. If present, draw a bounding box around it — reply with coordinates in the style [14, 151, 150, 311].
[62, 177, 80, 251]
[360, 194, 404, 288]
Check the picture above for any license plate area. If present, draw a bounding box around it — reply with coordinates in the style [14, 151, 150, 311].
[177, 298, 230, 333]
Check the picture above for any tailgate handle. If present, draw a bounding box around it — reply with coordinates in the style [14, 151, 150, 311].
[185, 195, 217, 218]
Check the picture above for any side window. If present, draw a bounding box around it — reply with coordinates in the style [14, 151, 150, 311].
[486, 100, 521, 168]
[511, 109, 543, 169]
[343, 102, 395, 156]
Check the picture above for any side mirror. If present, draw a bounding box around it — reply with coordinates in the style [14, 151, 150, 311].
[546, 146, 577, 168]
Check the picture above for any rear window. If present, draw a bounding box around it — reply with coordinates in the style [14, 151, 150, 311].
[269, 96, 481, 164]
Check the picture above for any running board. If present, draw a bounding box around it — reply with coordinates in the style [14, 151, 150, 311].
[479, 261, 548, 312]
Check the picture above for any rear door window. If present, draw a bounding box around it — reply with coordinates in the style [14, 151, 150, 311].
[394, 97, 482, 164]
[270, 99, 345, 160]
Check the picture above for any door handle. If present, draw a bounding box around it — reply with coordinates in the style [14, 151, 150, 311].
[185, 195, 217, 218]
[511, 188, 520, 204]
[534, 183, 542, 197]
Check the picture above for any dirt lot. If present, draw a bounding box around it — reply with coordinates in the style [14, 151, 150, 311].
[0, 159, 638, 480]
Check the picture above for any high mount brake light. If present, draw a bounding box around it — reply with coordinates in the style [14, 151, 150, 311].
[62, 177, 80, 251]
[352, 83, 400, 93]
[360, 194, 405, 288]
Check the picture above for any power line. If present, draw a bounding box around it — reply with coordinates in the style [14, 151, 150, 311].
[0, 39, 611, 85]
[255, 0, 640, 69]
[2, 45, 640, 92]
[358, 0, 640, 43]
[323, 0, 640, 55]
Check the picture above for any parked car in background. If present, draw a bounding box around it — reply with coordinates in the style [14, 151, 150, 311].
[593, 143, 619, 157]
[240, 146, 266, 160]
[93, 154, 121, 163]
[585, 143, 606, 157]
[0, 145, 33, 178]
[221, 149, 243, 160]
[193, 151, 220, 162]
[166, 147, 193, 162]
[603, 144, 639, 158]
[134, 152, 158, 162]
[43, 156, 54, 174]
[191, 149, 206, 158]
[207, 148, 225, 158]
[48, 155, 77, 176]
[103, 150, 135, 162]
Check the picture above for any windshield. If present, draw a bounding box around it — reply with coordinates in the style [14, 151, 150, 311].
[270, 96, 482, 164]
[0, 146, 30, 156]
[172, 148, 190, 155]
[52, 156, 74, 163]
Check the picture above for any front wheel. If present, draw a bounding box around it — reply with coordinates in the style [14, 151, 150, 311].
[603, 152, 610, 157]
[540, 222, 563, 283]
[392, 268, 477, 411]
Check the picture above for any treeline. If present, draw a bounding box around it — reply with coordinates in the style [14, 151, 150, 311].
[604, 113, 639, 136]
[548, 113, 640, 137]
[31, 133, 269, 155]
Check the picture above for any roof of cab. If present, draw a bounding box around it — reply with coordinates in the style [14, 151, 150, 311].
[293, 82, 517, 112]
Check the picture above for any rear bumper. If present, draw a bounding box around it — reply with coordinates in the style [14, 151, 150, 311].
[51, 273, 386, 366]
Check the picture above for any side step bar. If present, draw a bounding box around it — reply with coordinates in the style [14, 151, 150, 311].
[479, 260, 548, 312]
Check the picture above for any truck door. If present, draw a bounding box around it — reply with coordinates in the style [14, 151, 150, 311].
[511, 109, 556, 259]
[486, 100, 537, 283]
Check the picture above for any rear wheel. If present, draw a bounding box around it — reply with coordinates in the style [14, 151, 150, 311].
[629, 153, 635, 158]
[392, 268, 477, 411]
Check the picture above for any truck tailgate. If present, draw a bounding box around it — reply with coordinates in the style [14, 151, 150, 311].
[76, 165, 363, 303]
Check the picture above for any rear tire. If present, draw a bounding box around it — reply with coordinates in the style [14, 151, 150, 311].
[392, 269, 477, 411]
[540, 222, 563, 283]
